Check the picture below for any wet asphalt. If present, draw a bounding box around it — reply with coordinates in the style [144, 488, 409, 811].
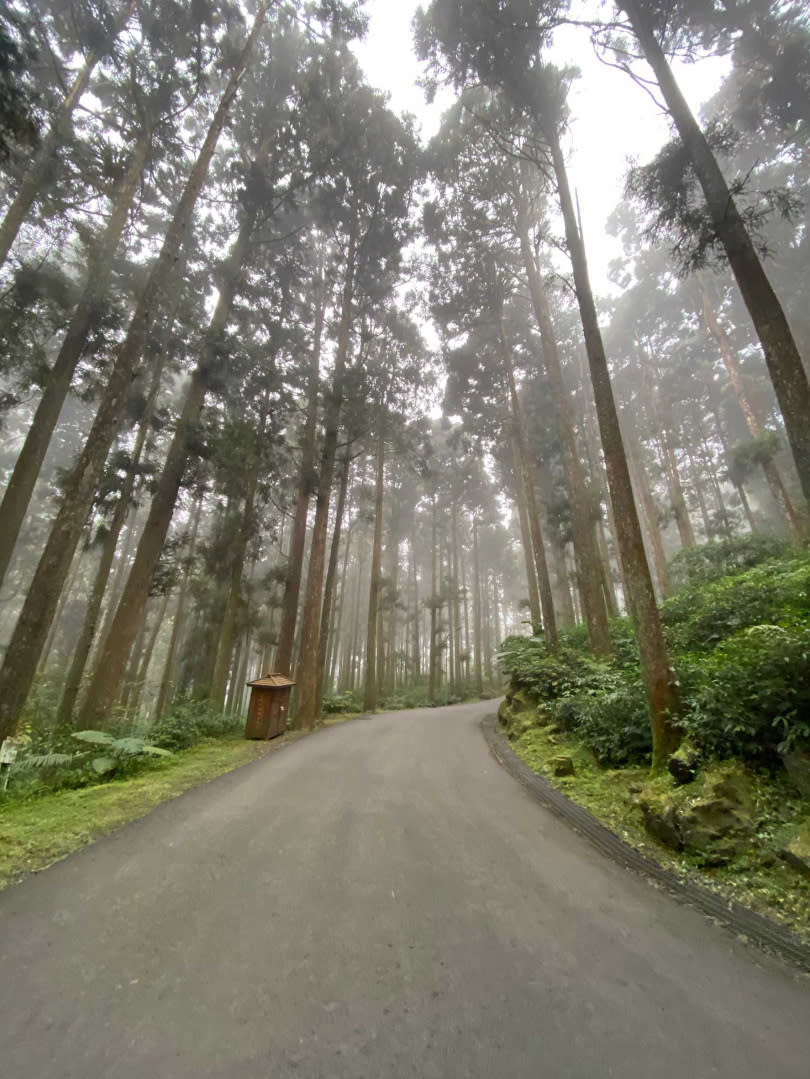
[0, 700, 808, 1078]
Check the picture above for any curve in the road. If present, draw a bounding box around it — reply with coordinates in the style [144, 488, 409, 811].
[0, 701, 808, 1079]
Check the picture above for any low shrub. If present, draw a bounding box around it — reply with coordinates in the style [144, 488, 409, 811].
[149, 697, 242, 750]
[500, 545, 810, 771]
[667, 535, 791, 589]
[8, 731, 171, 795]
[322, 691, 363, 714]
[682, 623, 810, 761]
[661, 554, 810, 654]
[497, 636, 591, 701]
[563, 682, 653, 767]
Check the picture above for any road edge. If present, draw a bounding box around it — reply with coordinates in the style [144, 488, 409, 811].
[481, 712, 810, 974]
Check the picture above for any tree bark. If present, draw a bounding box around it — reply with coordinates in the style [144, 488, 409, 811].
[0, 4, 269, 747]
[624, 417, 671, 597]
[500, 321, 557, 646]
[547, 121, 681, 770]
[0, 0, 137, 270]
[0, 128, 152, 590]
[428, 495, 439, 705]
[363, 435, 385, 712]
[128, 591, 170, 716]
[293, 214, 357, 730]
[316, 451, 352, 714]
[275, 261, 326, 674]
[624, 0, 810, 511]
[55, 348, 165, 727]
[154, 495, 203, 719]
[517, 202, 611, 655]
[210, 403, 267, 709]
[472, 517, 484, 697]
[511, 434, 542, 628]
[700, 286, 802, 536]
[77, 140, 274, 729]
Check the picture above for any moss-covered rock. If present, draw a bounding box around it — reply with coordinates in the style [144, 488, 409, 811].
[639, 763, 756, 866]
[667, 741, 701, 786]
[550, 755, 575, 777]
[509, 687, 538, 714]
[777, 820, 810, 877]
[781, 749, 810, 800]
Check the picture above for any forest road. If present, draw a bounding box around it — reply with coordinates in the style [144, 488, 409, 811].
[0, 701, 809, 1078]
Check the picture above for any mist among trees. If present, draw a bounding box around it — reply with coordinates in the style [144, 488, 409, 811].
[1, 0, 809, 778]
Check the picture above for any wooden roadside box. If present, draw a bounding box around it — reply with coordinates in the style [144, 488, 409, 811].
[244, 674, 294, 740]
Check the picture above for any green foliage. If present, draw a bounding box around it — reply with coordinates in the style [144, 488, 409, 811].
[563, 682, 653, 767]
[499, 629, 652, 766]
[662, 553, 810, 653]
[683, 625, 810, 760]
[667, 535, 792, 589]
[8, 731, 172, 794]
[497, 636, 590, 701]
[502, 546, 810, 769]
[149, 697, 242, 751]
[322, 691, 363, 715]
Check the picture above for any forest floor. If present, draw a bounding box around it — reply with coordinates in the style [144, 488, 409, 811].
[509, 723, 810, 944]
[0, 717, 362, 890]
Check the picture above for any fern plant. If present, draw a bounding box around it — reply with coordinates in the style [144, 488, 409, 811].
[7, 731, 172, 791]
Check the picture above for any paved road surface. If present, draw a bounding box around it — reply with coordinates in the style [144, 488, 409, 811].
[1, 702, 808, 1077]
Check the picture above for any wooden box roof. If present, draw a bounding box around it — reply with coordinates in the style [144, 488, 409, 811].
[246, 674, 295, 689]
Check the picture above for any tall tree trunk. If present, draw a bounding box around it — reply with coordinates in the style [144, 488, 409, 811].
[701, 287, 802, 536]
[275, 262, 326, 675]
[686, 445, 713, 538]
[428, 495, 439, 706]
[535, 456, 576, 627]
[119, 603, 151, 712]
[327, 510, 354, 691]
[547, 122, 681, 770]
[517, 202, 611, 655]
[128, 591, 170, 717]
[0, 5, 269, 747]
[710, 402, 758, 533]
[511, 435, 542, 628]
[210, 405, 267, 709]
[56, 351, 165, 727]
[459, 529, 471, 687]
[472, 517, 484, 697]
[76, 146, 274, 729]
[363, 436, 385, 712]
[0, 128, 152, 590]
[450, 500, 463, 695]
[410, 524, 421, 680]
[0, 0, 136, 270]
[293, 215, 357, 730]
[624, 419, 671, 597]
[316, 451, 351, 714]
[154, 495, 203, 719]
[596, 518, 619, 618]
[638, 349, 696, 548]
[500, 323, 557, 646]
[623, 0, 810, 510]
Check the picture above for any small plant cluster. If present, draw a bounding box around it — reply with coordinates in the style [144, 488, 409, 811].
[148, 697, 243, 750]
[7, 730, 171, 796]
[499, 539, 810, 769]
[3, 696, 243, 799]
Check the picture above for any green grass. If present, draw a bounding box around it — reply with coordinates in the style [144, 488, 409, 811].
[0, 735, 294, 889]
[510, 724, 810, 944]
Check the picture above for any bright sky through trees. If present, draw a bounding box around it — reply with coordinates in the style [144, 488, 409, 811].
[352, 0, 727, 292]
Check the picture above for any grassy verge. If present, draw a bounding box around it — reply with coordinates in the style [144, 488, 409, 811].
[510, 723, 810, 944]
[0, 734, 303, 890]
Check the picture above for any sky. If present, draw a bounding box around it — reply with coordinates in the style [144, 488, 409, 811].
[351, 0, 728, 295]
